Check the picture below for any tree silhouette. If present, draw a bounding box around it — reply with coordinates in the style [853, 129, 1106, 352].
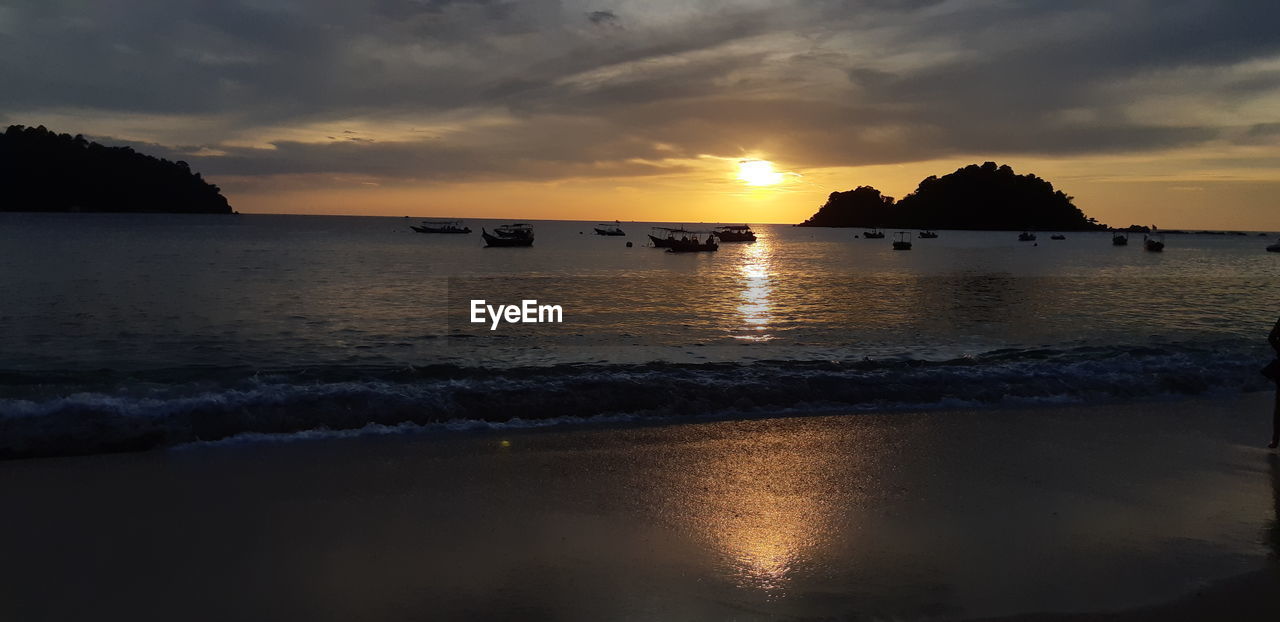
[798, 162, 1107, 230]
[798, 186, 895, 227]
[0, 125, 232, 214]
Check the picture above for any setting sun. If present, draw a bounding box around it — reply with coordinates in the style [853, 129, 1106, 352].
[737, 160, 784, 186]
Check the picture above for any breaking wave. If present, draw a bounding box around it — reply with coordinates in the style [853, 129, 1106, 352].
[0, 342, 1271, 459]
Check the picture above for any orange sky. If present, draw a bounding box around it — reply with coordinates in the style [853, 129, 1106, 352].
[218, 154, 1280, 230]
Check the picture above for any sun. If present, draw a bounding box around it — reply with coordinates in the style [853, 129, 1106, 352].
[737, 159, 784, 186]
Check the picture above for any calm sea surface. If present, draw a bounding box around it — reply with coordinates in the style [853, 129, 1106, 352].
[1, 213, 1277, 454]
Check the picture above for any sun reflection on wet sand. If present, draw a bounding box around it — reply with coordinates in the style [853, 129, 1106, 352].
[733, 237, 775, 341]
[715, 490, 815, 594]
[661, 423, 892, 599]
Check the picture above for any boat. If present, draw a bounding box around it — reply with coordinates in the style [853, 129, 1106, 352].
[1267, 243, 1280, 252]
[648, 226, 692, 248]
[1018, 231, 1037, 241]
[713, 224, 757, 242]
[411, 220, 471, 234]
[918, 230, 938, 239]
[1112, 233, 1129, 246]
[1049, 234, 1066, 240]
[594, 222, 625, 236]
[863, 228, 885, 239]
[666, 231, 718, 253]
[481, 223, 534, 247]
[892, 231, 913, 250]
[1143, 233, 1165, 252]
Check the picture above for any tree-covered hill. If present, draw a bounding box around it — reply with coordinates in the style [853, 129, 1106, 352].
[0, 125, 232, 214]
[798, 162, 1105, 230]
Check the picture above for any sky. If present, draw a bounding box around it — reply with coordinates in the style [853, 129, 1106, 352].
[2, 0, 1279, 228]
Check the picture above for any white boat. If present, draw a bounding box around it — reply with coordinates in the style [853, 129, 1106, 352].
[594, 222, 625, 236]
[411, 220, 471, 234]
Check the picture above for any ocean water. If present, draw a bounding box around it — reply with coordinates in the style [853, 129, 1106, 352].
[1, 213, 1277, 456]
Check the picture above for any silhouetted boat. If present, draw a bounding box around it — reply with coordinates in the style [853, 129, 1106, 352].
[482, 223, 534, 247]
[892, 231, 913, 250]
[594, 222, 625, 236]
[714, 224, 757, 242]
[411, 220, 471, 234]
[1018, 231, 1037, 241]
[1266, 242, 1280, 252]
[1050, 234, 1066, 240]
[1113, 233, 1129, 246]
[863, 228, 885, 239]
[918, 230, 938, 238]
[648, 226, 691, 248]
[1144, 233, 1165, 252]
[666, 231, 718, 253]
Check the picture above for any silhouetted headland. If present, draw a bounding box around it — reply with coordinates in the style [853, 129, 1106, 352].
[798, 162, 1107, 231]
[0, 125, 232, 214]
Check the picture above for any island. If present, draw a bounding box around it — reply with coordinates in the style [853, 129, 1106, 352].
[798, 162, 1107, 231]
[0, 124, 232, 214]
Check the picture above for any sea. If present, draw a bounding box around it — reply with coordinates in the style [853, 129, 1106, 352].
[1, 213, 1277, 457]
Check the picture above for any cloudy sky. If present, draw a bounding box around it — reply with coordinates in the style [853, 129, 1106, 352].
[2, 0, 1278, 227]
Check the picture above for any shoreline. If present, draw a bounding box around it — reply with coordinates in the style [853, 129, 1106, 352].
[2, 393, 1277, 620]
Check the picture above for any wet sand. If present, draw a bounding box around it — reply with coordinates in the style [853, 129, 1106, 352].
[2, 394, 1278, 621]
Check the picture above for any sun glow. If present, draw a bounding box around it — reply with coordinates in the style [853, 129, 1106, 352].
[737, 159, 784, 186]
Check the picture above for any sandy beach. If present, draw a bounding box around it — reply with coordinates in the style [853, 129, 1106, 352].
[2, 394, 1277, 621]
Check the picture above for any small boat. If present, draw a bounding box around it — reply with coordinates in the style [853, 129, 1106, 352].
[649, 226, 692, 248]
[714, 224, 757, 242]
[1018, 231, 1037, 241]
[863, 228, 885, 239]
[892, 231, 913, 250]
[482, 223, 534, 247]
[666, 231, 718, 253]
[1112, 233, 1129, 246]
[411, 220, 471, 234]
[594, 222, 625, 236]
[1144, 233, 1165, 252]
[1267, 243, 1280, 252]
[1050, 234, 1066, 240]
[918, 230, 938, 239]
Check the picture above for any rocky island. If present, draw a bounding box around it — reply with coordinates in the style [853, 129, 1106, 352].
[798, 162, 1106, 231]
[0, 125, 232, 214]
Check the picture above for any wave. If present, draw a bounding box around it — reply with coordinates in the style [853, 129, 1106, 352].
[0, 343, 1271, 459]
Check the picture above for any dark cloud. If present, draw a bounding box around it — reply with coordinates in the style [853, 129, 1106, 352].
[587, 10, 619, 26]
[2, 0, 1277, 182]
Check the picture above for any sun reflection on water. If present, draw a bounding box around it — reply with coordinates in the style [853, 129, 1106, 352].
[734, 237, 775, 341]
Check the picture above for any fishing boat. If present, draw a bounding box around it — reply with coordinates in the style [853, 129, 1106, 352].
[666, 231, 718, 253]
[648, 226, 691, 248]
[918, 230, 938, 239]
[1112, 232, 1129, 246]
[892, 231, 913, 250]
[863, 228, 885, 239]
[594, 222, 625, 236]
[411, 220, 471, 234]
[713, 224, 757, 242]
[481, 223, 534, 247]
[1018, 231, 1037, 241]
[1050, 234, 1066, 240]
[1143, 233, 1165, 252]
